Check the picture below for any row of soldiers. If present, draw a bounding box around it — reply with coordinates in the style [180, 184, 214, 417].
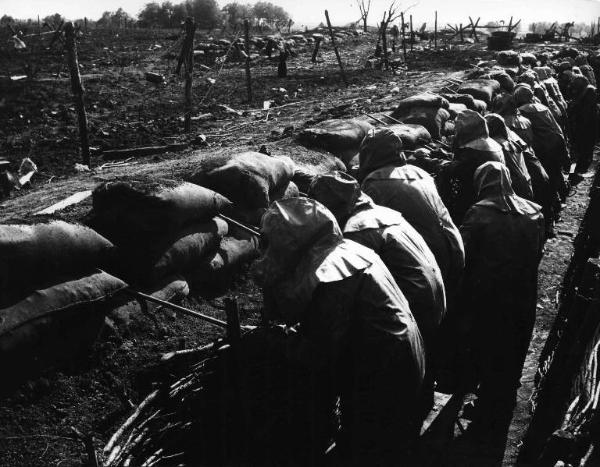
[250, 52, 598, 464]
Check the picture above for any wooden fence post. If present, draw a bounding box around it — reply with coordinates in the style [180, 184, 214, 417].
[183, 17, 196, 133]
[64, 22, 90, 167]
[324, 10, 348, 86]
[459, 23, 464, 42]
[381, 20, 388, 70]
[312, 36, 322, 63]
[410, 15, 414, 52]
[434, 11, 438, 48]
[401, 13, 407, 61]
[244, 19, 252, 103]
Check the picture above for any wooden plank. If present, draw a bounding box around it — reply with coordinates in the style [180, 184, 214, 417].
[420, 392, 453, 435]
[35, 190, 93, 215]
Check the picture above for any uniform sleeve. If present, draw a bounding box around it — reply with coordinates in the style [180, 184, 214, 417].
[459, 207, 483, 260]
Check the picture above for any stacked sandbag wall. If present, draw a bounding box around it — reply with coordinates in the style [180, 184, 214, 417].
[0, 220, 127, 386]
[518, 165, 600, 465]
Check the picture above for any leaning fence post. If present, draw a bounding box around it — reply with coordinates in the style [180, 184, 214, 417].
[401, 12, 407, 62]
[324, 10, 348, 86]
[183, 17, 196, 133]
[64, 22, 90, 167]
[434, 11, 438, 48]
[244, 19, 252, 103]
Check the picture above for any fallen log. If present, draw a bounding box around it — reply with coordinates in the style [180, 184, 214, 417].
[101, 144, 188, 161]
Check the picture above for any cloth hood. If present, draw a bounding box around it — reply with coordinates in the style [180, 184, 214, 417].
[308, 171, 362, 224]
[254, 197, 376, 324]
[493, 93, 517, 116]
[570, 75, 590, 97]
[473, 161, 540, 215]
[358, 128, 405, 182]
[534, 66, 552, 81]
[514, 84, 534, 106]
[343, 194, 406, 233]
[485, 113, 510, 141]
[454, 109, 489, 147]
[518, 71, 538, 87]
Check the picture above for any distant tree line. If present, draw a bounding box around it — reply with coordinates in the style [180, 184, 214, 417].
[0, 0, 291, 33]
[137, 0, 291, 31]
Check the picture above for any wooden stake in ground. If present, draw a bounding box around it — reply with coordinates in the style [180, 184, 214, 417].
[244, 19, 252, 103]
[434, 11, 438, 48]
[400, 12, 407, 61]
[183, 17, 196, 133]
[410, 15, 414, 52]
[324, 10, 348, 86]
[64, 22, 90, 167]
[381, 20, 389, 70]
[312, 35, 322, 63]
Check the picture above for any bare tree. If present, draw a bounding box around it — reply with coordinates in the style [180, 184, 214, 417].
[356, 0, 371, 33]
[379, 2, 402, 69]
[377, 2, 417, 69]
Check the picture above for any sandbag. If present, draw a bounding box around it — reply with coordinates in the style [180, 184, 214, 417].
[496, 50, 522, 67]
[386, 123, 432, 149]
[91, 178, 231, 246]
[109, 275, 189, 329]
[392, 106, 450, 140]
[447, 103, 468, 119]
[0, 270, 126, 384]
[520, 53, 538, 67]
[292, 167, 317, 193]
[0, 221, 115, 307]
[457, 79, 501, 105]
[120, 218, 228, 285]
[186, 236, 260, 295]
[392, 93, 449, 114]
[443, 93, 475, 109]
[296, 119, 374, 165]
[273, 181, 300, 201]
[189, 152, 295, 210]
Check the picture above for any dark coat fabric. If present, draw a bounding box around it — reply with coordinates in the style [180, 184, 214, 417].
[518, 102, 570, 199]
[437, 144, 505, 225]
[361, 164, 465, 296]
[568, 84, 598, 173]
[306, 262, 425, 465]
[459, 163, 544, 410]
[343, 202, 446, 352]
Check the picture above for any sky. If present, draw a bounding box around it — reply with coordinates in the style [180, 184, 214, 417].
[1, 0, 600, 28]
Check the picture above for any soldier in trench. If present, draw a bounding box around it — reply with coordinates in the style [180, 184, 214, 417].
[457, 161, 545, 432]
[254, 197, 426, 464]
[567, 75, 598, 183]
[308, 171, 446, 417]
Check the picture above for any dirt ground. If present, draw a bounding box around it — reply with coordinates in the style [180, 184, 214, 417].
[0, 27, 596, 466]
